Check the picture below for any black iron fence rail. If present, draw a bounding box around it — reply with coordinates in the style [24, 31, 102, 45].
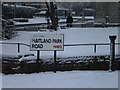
[0, 42, 120, 53]
[65, 43, 120, 53]
[64, 43, 120, 46]
[13, 23, 120, 31]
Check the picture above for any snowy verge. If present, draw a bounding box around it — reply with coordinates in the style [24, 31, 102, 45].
[2, 71, 118, 88]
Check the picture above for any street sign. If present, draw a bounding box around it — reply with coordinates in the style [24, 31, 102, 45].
[30, 34, 64, 51]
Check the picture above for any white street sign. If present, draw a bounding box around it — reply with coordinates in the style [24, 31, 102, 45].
[30, 34, 64, 51]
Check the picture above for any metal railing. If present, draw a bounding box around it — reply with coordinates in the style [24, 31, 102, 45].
[3, 22, 120, 32]
[1, 42, 120, 53]
[64, 43, 120, 53]
[1, 42, 30, 53]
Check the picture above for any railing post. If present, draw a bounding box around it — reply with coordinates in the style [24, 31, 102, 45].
[18, 43, 20, 53]
[109, 36, 117, 72]
[94, 44, 96, 53]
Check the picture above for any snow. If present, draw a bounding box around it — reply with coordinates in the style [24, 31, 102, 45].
[73, 16, 94, 20]
[3, 4, 36, 9]
[0, 73, 1, 90]
[14, 17, 47, 25]
[37, 11, 47, 14]
[2, 71, 118, 88]
[14, 17, 78, 25]
[19, 56, 37, 62]
[1, 27, 119, 59]
[1, 24, 119, 88]
[59, 18, 77, 23]
[14, 16, 94, 26]
[1, 52, 34, 57]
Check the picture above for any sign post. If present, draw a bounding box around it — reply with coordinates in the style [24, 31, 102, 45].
[109, 36, 117, 72]
[30, 34, 64, 73]
[54, 50, 57, 73]
[37, 50, 40, 63]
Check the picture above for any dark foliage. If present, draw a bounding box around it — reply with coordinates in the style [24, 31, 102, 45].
[2, 55, 120, 74]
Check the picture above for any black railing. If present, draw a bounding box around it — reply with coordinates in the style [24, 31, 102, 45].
[6, 22, 120, 31]
[0, 42, 30, 53]
[64, 43, 120, 53]
[0, 42, 120, 53]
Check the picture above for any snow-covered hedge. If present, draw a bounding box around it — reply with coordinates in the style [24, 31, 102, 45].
[2, 54, 120, 74]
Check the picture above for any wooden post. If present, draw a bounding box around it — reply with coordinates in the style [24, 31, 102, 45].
[109, 36, 116, 71]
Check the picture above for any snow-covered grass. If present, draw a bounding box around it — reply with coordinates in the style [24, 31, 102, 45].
[1, 27, 119, 59]
[0, 73, 2, 89]
[2, 71, 118, 88]
[1, 27, 119, 88]
[14, 17, 78, 25]
[14, 17, 47, 25]
[73, 16, 94, 20]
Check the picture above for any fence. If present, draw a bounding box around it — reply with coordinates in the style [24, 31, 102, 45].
[1, 42, 120, 74]
[5, 21, 120, 31]
[1, 42, 30, 53]
[1, 42, 120, 53]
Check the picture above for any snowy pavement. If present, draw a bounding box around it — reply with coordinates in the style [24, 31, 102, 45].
[2, 71, 118, 88]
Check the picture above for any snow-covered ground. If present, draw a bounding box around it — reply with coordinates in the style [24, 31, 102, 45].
[14, 17, 78, 25]
[1, 27, 120, 88]
[14, 17, 47, 25]
[0, 73, 2, 89]
[2, 71, 118, 88]
[1, 27, 119, 59]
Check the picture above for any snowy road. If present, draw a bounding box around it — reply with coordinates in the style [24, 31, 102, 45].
[2, 71, 118, 88]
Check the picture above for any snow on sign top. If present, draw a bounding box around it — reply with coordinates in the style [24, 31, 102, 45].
[30, 34, 64, 51]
